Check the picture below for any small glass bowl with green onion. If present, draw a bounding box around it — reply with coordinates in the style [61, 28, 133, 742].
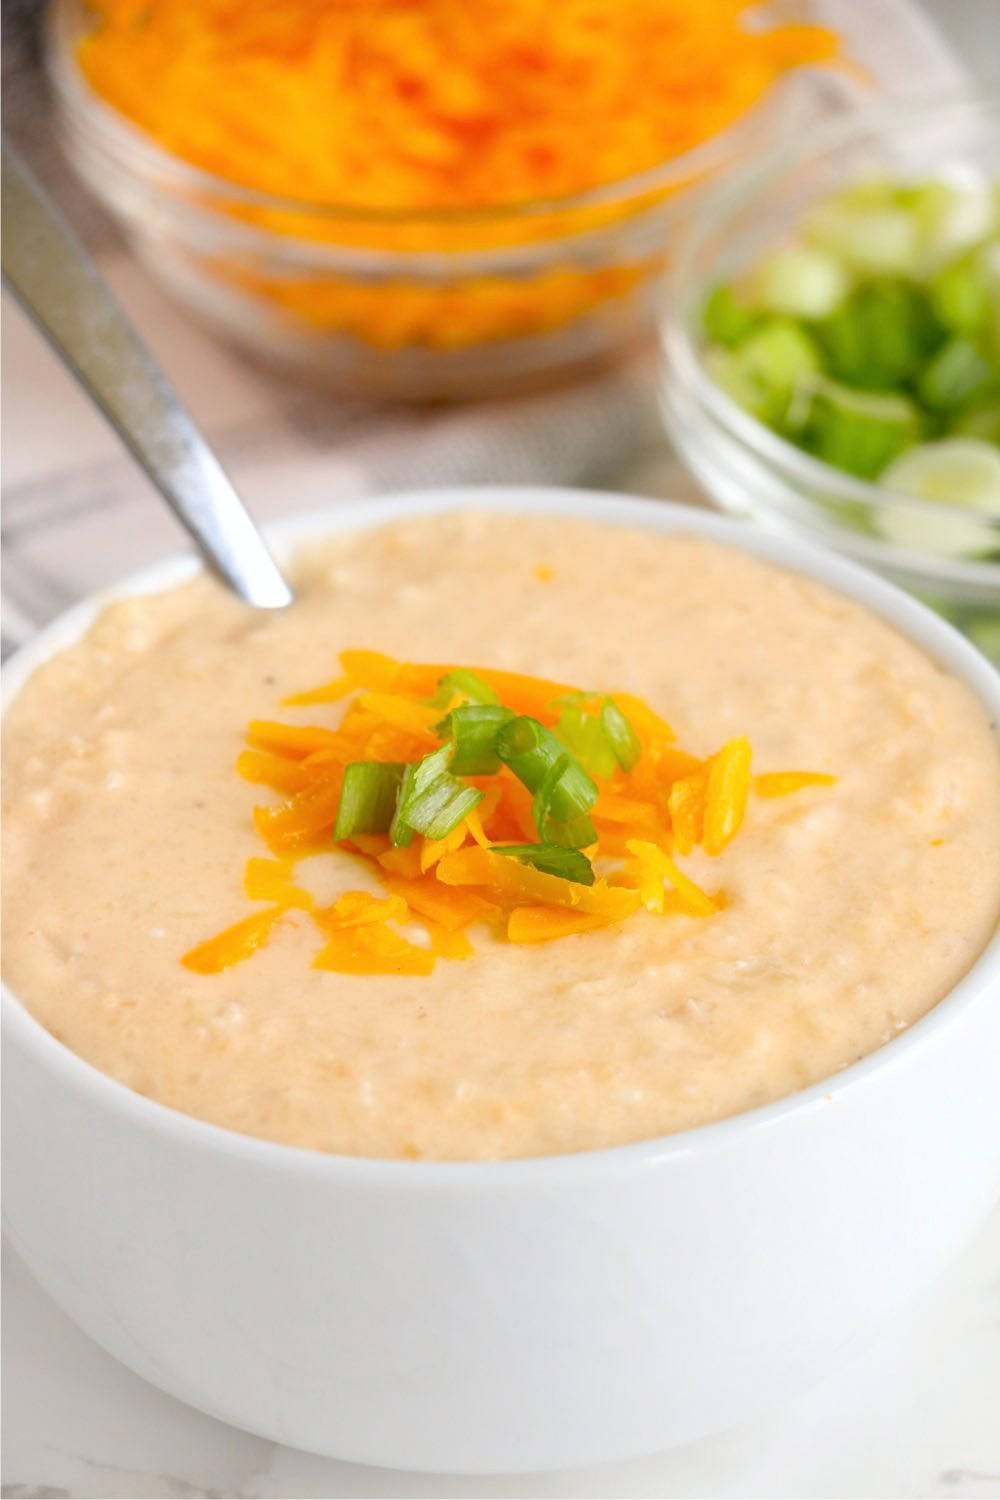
[660, 88, 1000, 661]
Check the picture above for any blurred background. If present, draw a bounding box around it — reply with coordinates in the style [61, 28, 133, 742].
[2, 0, 998, 660]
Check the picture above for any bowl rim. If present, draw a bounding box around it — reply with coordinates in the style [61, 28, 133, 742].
[47, 0, 818, 229]
[4, 484, 1000, 1184]
[660, 84, 1000, 578]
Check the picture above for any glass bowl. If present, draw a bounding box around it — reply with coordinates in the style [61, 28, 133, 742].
[47, 0, 826, 401]
[660, 88, 1000, 633]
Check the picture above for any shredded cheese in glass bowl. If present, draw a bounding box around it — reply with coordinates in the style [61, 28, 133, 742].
[50, 0, 840, 397]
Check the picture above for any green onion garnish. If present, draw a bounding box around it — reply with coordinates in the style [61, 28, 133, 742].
[390, 742, 483, 845]
[408, 741, 454, 787]
[493, 843, 596, 886]
[389, 763, 418, 847]
[333, 761, 406, 840]
[805, 200, 920, 278]
[803, 378, 922, 480]
[553, 698, 640, 780]
[495, 715, 598, 846]
[552, 689, 601, 708]
[930, 250, 992, 337]
[391, 744, 451, 846]
[878, 439, 1000, 558]
[546, 812, 600, 850]
[431, 668, 500, 708]
[700, 173, 1000, 525]
[702, 283, 759, 348]
[751, 245, 851, 320]
[435, 703, 514, 775]
[528, 752, 597, 847]
[403, 778, 484, 840]
[816, 281, 941, 392]
[600, 698, 641, 772]
[952, 402, 1000, 443]
[737, 321, 821, 412]
[917, 337, 1000, 414]
[555, 704, 617, 778]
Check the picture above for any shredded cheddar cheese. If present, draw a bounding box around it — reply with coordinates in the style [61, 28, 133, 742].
[242, 856, 314, 909]
[180, 652, 837, 977]
[754, 770, 840, 797]
[181, 905, 291, 975]
[78, 2, 839, 352]
[80, 2, 838, 212]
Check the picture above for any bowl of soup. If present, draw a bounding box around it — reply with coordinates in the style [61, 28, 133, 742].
[3, 487, 999, 1472]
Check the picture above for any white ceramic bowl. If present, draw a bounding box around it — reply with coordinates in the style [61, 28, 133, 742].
[3, 487, 999, 1475]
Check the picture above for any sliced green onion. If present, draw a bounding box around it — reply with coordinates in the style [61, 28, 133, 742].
[493, 844, 596, 886]
[496, 716, 598, 845]
[435, 703, 514, 775]
[409, 742, 454, 788]
[950, 400, 1000, 443]
[531, 751, 571, 832]
[552, 689, 602, 708]
[803, 378, 923, 480]
[333, 761, 406, 841]
[389, 763, 418, 848]
[706, 322, 820, 429]
[751, 245, 852, 320]
[701, 174, 1000, 502]
[819, 174, 899, 214]
[600, 699, 641, 772]
[805, 202, 921, 278]
[737, 320, 821, 400]
[929, 249, 992, 337]
[878, 439, 1000, 558]
[544, 813, 598, 849]
[917, 337, 1000, 413]
[816, 282, 942, 392]
[431, 668, 500, 708]
[390, 743, 461, 847]
[701, 283, 759, 348]
[910, 180, 999, 270]
[527, 753, 598, 849]
[885, 436, 1000, 504]
[704, 346, 785, 427]
[982, 241, 1000, 350]
[403, 778, 484, 840]
[555, 704, 617, 778]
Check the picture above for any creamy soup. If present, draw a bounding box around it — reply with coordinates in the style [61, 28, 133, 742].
[4, 513, 999, 1160]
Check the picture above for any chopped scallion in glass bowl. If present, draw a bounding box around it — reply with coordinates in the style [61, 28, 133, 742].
[661, 90, 1000, 663]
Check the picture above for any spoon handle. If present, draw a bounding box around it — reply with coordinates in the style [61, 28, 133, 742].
[1, 141, 293, 609]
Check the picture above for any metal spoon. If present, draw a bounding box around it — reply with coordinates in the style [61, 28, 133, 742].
[1, 140, 294, 609]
